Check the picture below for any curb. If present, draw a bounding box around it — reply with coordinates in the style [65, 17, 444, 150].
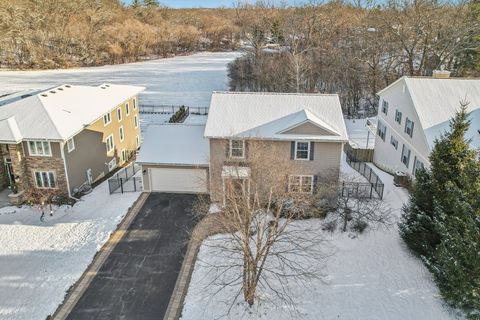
[51, 192, 150, 320]
[163, 214, 226, 320]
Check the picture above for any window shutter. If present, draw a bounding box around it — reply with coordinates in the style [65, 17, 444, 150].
[309, 142, 314, 160]
[244, 140, 248, 159]
[290, 142, 295, 160]
[410, 122, 414, 137]
[313, 175, 318, 194]
[225, 140, 230, 158]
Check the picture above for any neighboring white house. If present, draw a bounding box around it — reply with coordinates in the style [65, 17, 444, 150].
[373, 73, 480, 176]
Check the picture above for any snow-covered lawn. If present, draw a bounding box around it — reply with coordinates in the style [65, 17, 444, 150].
[0, 180, 141, 320]
[345, 117, 376, 149]
[181, 158, 461, 320]
[0, 52, 240, 107]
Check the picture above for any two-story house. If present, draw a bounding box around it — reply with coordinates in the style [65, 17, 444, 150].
[373, 73, 480, 176]
[138, 92, 348, 203]
[0, 83, 144, 200]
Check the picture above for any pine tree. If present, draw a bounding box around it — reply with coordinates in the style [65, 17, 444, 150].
[400, 104, 480, 317]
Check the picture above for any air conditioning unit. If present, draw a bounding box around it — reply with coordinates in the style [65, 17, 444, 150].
[393, 171, 408, 187]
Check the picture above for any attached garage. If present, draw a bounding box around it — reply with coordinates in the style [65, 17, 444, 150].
[148, 167, 207, 193]
[136, 124, 209, 194]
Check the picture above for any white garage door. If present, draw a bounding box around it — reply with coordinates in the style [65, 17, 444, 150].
[149, 167, 208, 193]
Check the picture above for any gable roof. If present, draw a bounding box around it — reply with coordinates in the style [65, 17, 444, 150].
[204, 92, 348, 142]
[379, 76, 480, 150]
[0, 83, 145, 142]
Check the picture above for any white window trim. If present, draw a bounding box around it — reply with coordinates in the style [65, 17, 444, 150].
[288, 175, 314, 194]
[229, 139, 245, 159]
[28, 140, 52, 157]
[106, 134, 114, 153]
[103, 112, 112, 126]
[294, 141, 310, 160]
[136, 135, 140, 148]
[33, 170, 57, 189]
[119, 126, 124, 142]
[117, 108, 122, 122]
[125, 102, 130, 116]
[67, 138, 75, 152]
[134, 115, 138, 128]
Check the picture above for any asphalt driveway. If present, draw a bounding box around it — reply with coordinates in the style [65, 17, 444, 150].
[66, 193, 198, 320]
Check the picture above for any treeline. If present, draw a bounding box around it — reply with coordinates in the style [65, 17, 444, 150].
[228, 0, 480, 115]
[0, 0, 241, 69]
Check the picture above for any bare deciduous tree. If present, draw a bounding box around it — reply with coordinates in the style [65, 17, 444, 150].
[194, 141, 331, 314]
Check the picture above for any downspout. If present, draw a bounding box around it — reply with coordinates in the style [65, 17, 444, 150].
[60, 141, 72, 198]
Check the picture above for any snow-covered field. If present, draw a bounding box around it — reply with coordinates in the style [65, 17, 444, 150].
[181, 158, 461, 320]
[0, 181, 141, 320]
[0, 52, 240, 107]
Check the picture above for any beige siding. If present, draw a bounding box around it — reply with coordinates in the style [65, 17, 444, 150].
[64, 95, 141, 192]
[209, 138, 342, 203]
[283, 122, 333, 136]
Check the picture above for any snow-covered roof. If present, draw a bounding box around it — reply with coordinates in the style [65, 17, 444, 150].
[204, 92, 348, 142]
[0, 84, 144, 142]
[379, 77, 480, 149]
[136, 124, 209, 166]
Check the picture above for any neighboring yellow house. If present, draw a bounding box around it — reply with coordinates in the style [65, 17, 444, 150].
[0, 83, 145, 198]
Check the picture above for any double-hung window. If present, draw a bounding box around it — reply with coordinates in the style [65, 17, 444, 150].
[288, 175, 313, 193]
[390, 136, 398, 150]
[136, 135, 140, 148]
[401, 144, 411, 168]
[125, 103, 130, 116]
[133, 98, 137, 110]
[229, 140, 245, 158]
[295, 141, 310, 160]
[405, 118, 414, 138]
[381, 100, 389, 115]
[119, 126, 124, 142]
[28, 141, 52, 156]
[412, 156, 424, 176]
[103, 112, 111, 126]
[117, 108, 122, 122]
[395, 110, 402, 124]
[67, 138, 75, 152]
[377, 121, 387, 142]
[134, 115, 138, 128]
[34, 171, 56, 188]
[106, 134, 114, 153]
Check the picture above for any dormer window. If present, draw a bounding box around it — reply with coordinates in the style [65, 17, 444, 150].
[28, 141, 52, 157]
[229, 139, 245, 158]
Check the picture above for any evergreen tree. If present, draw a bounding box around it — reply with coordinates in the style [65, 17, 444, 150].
[400, 104, 480, 317]
[270, 18, 284, 45]
[143, 0, 159, 7]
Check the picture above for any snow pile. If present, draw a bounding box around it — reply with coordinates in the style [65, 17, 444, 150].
[180, 160, 461, 320]
[0, 180, 141, 320]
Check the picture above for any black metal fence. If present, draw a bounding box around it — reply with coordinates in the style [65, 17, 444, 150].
[108, 163, 142, 194]
[140, 104, 208, 115]
[345, 152, 384, 199]
[109, 177, 143, 194]
[339, 181, 383, 199]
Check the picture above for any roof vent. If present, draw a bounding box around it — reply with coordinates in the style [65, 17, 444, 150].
[65, 85, 71, 88]
[57, 88, 63, 91]
[41, 94, 48, 97]
[105, 84, 110, 87]
[50, 90, 56, 94]
[432, 70, 451, 79]
[100, 86, 106, 89]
